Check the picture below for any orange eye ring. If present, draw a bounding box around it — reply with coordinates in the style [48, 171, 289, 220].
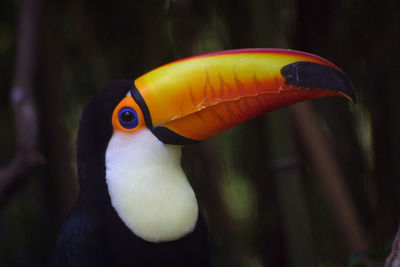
[112, 96, 146, 132]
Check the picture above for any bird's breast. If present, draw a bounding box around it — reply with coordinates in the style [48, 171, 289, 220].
[105, 129, 198, 243]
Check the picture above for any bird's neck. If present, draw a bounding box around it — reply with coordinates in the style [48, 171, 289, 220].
[105, 129, 199, 243]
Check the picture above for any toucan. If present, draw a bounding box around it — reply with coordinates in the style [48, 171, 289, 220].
[53, 49, 355, 266]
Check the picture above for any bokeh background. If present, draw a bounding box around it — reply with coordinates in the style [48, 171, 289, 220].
[1, 0, 399, 266]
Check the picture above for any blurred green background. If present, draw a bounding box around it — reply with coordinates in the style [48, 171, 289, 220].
[1, 0, 399, 266]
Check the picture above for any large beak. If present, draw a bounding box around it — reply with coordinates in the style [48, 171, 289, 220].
[132, 49, 355, 144]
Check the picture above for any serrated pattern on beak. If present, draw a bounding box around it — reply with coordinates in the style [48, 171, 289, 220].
[134, 49, 354, 141]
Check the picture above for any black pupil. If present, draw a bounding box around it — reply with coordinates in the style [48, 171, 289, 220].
[121, 111, 134, 122]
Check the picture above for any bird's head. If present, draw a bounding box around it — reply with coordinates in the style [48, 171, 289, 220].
[110, 49, 355, 145]
[77, 49, 355, 243]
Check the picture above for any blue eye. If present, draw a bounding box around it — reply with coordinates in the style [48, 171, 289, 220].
[118, 108, 139, 129]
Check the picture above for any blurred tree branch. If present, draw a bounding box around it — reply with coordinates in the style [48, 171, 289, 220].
[385, 223, 400, 267]
[290, 102, 370, 252]
[0, 0, 44, 207]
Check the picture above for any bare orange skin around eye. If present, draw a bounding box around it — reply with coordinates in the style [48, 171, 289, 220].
[111, 96, 146, 132]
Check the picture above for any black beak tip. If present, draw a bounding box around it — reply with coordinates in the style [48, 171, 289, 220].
[281, 61, 357, 103]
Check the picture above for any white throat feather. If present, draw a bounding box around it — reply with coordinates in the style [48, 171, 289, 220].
[105, 129, 198, 242]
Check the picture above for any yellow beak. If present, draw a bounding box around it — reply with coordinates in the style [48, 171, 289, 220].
[132, 49, 355, 144]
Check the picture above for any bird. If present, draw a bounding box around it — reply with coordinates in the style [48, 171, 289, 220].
[53, 48, 355, 267]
